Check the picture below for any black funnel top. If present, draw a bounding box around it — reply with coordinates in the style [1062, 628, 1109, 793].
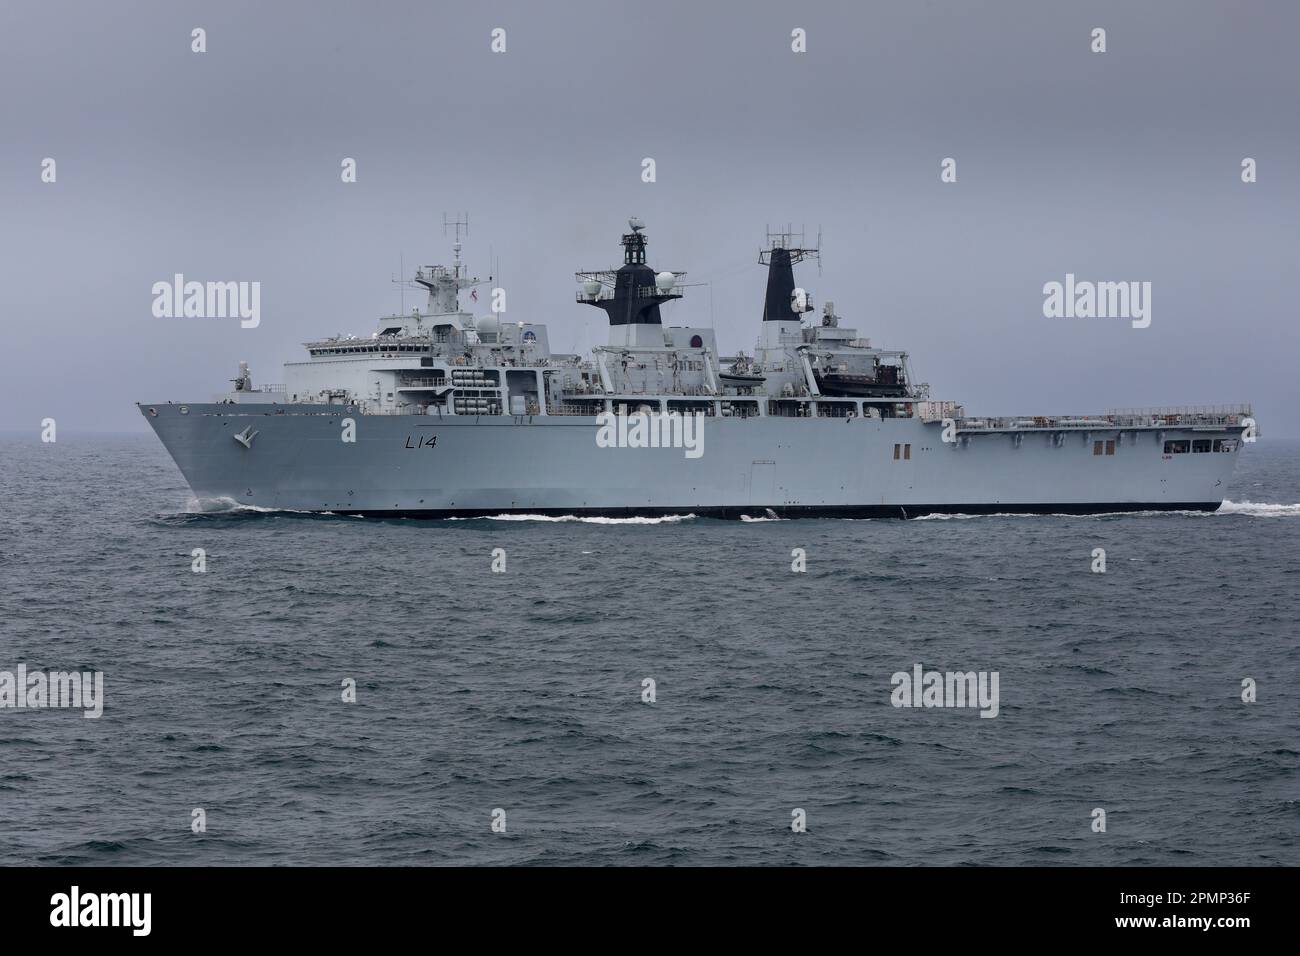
[763, 246, 798, 322]
[578, 225, 680, 326]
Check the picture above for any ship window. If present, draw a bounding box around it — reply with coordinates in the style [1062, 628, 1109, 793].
[893, 443, 900, 460]
[1213, 439, 1238, 453]
[1105, 440, 1115, 455]
[690, 334, 703, 348]
[1093, 440, 1103, 456]
[903, 443, 911, 460]
[1192, 439, 1211, 453]
[1164, 440, 1190, 454]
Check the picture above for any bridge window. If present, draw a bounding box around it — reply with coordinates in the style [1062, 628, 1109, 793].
[1192, 439, 1212, 453]
[1105, 440, 1115, 455]
[1163, 440, 1190, 454]
[1093, 440, 1103, 455]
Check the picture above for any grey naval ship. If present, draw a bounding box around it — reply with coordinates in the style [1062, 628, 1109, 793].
[140, 218, 1252, 518]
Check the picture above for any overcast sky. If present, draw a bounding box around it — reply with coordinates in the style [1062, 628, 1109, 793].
[1, 0, 1296, 435]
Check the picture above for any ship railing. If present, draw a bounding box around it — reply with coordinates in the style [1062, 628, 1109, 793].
[1105, 404, 1253, 418]
[637, 285, 682, 299]
[813, 403, 860, 418]
[547, 402, 603, 417]
[957, 407, 1253, 431]
[396, 378, 448, 388]
[576, 286, 684, 304]
[254, 383, 287, 393]
[356, 405, 417, 415]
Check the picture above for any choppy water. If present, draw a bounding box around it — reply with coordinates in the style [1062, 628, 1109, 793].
[1, 434, 1297, 865]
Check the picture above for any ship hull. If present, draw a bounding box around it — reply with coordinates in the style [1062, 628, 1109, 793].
[138, 403, 1243, 518]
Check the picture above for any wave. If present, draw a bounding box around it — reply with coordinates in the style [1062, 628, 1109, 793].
[912, 512, 1039, 521]
[167, 499, 1300, 522]
[914, 502, 1300, 520]
[906, 511, 1163, 520]
[181, 497, 328, 516]
[1216, 500, 1300, 517]
[456, 513, 698, 525]
[179, 499, 699, 524]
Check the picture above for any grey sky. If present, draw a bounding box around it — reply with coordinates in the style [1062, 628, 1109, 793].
[1, 0, 1296, 434]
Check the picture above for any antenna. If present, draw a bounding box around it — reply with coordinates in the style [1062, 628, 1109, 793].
[443, 212, 470, 244]
[392, 252, 415, 313]
[444, 213, 469, 281]
[760, 223, 820, 267]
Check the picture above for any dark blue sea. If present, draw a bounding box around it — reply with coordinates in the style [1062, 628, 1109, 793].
[1, 434, 1297, 866]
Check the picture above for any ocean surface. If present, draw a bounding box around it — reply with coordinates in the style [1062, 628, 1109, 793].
[1, 434, 1297, 866]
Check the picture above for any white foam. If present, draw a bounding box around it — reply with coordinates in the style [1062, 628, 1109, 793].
[180, 497, 322, 516]
[460, 513, 699, 525]
[913, 512, 1025, 521]
[1216, 500, 1300, 517]
[172, 499, 1300, 522]
[914, 509, 1204, 520]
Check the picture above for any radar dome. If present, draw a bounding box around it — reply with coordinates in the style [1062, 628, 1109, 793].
[582, 279, 602, 297]
[655, 271, 676, 292]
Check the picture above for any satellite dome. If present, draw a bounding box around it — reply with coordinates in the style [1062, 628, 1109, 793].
[655, 271, 676, 292]
[582, 279, 602, 297]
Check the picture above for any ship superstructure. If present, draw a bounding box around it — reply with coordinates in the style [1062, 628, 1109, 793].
[140, 218, 1252, 518]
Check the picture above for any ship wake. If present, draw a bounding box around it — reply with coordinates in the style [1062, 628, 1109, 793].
[910, 501, 1300, 520]
[1216, 500, 1300, 518]
[453, 513, 699, 525]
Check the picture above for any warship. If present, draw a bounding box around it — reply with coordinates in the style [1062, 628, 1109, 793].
[139, 218, 1252, 518]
